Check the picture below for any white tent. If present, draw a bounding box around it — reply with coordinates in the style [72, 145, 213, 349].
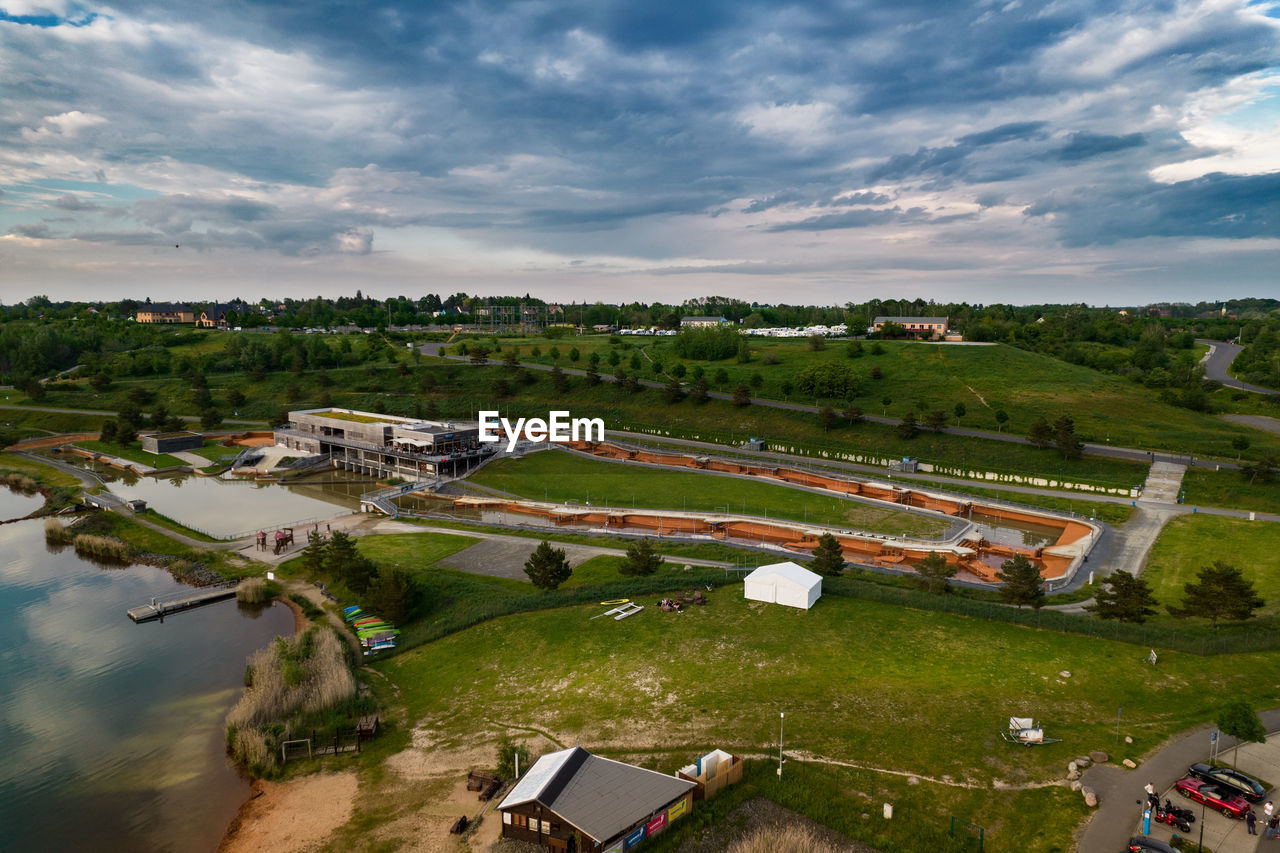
[743, 561, 822, 610]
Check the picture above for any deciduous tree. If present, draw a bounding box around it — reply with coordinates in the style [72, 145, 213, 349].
[1218, 699, 1266, 769]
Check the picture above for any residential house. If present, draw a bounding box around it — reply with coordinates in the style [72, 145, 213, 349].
[869, 316, 949, 339]
[136, 303, 195, 324]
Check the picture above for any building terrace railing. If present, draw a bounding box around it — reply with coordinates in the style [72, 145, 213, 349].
[276, 428, 492, 465]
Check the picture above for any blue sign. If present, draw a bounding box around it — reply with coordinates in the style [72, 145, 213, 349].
[625, 825, 646, 849]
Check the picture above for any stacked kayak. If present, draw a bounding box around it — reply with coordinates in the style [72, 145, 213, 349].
[342, 606, 400, 654]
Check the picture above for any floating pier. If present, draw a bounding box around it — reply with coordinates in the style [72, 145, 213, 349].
[127, 586, 237, 623]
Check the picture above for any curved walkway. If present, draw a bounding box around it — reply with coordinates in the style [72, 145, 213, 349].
[1078, 707, 1280, 853]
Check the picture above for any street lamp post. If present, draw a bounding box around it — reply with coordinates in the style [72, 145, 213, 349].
[778, 712, 785, 778]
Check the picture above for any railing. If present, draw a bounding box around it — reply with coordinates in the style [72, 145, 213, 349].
[277, 428, 490, 464]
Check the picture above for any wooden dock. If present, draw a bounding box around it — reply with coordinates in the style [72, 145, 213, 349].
[127, 586, 237, 623]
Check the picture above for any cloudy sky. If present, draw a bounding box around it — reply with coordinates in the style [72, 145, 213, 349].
[1, 0, 1279, 306]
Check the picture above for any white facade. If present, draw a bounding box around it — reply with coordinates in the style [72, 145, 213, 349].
[743, 561, 822, 610]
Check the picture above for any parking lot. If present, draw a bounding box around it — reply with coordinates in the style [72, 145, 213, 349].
[1138, 736, 1280, 852]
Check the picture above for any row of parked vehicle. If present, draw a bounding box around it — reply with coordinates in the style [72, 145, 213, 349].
[1129, 761, 1270, 851]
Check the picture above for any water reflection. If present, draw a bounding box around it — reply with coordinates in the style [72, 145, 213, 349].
[0, 485, 42, 522]
[54, 456, 377, 538]
[0, 517, 293, 852]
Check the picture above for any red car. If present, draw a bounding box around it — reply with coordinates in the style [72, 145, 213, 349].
[1175, 777, 1252, 818]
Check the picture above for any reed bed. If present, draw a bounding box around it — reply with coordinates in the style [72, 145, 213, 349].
[0, 472, 39, 492]
[728, 823, 846, 853]
[44, 517, 73, 543]
[71, 533, 131, 561]
[225, 627, 356, 774]
[235, 576, 269, 604]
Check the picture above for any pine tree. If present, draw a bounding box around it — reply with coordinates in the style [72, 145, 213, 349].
[1167, 561, 1264, 627]
[897, 412, 919, 440]
[1053, 415, 1083, 459]
[1027, 417, 1053, 449]
[1084, 571, 1158, 623]
[300, 530, 327, 575]
[524, 540, 572, 590]
[620, 538, 663, 577]
[809, 533, 845, 577]
[996, 554, 1044, 609]
[364, 566, 417, 625]
[915, 552, 957, 594]
[549, 364, 568, 395]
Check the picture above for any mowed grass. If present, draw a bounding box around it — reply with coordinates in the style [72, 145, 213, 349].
[351, 531, 481, 570]
[379, 591, 1280, 851]
[0, 451, 85, 490]
[1144, 515, 1280, 620]
[71, 439, 187, 469]
[467, 449, 951, 538]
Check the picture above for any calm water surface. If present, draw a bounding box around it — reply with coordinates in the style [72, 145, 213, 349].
[0, 486, 42, 521]
[70, 463, 370, 537]
[0, 516, 293, 852]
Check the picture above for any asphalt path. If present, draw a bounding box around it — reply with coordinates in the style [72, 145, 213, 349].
[1078, 708, 1280, 853]
[1199, 340, 1280, 396]
[419, 343, 1235, 470]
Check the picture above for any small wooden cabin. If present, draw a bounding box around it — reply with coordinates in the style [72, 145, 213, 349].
[497, 746, 694, 852]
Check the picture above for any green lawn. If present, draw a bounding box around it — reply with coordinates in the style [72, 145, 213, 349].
[468, 336, 1280, 460]
[71, 439, 188, 469]
[376, 589, 1280, 853]
[0, 451, 85, 490]
[351, 531, 480, 570]
[1181, 467, 1280, 514]
[468, 449, 951, 538]
[1144, 514, 1280, 620]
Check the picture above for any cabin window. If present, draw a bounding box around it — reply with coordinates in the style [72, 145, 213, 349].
[503, 813, 511, 825]
[541, 820, 552, 833]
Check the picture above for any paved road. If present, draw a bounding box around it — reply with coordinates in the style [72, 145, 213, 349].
[1079, 708, 1280, 853]
[0, 403, 267, 426]
[1199, 340, 1280, 396]
[420, 343, 1235, 470]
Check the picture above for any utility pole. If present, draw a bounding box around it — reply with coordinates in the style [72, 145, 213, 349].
[778, 712, 785, 778]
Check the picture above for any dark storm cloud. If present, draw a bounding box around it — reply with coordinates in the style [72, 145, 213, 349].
[2, 0, 1279, 299]
[1026, 172, 1280, 245]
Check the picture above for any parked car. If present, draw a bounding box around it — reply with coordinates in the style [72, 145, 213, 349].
[1175, 777, 1252, 818]
[1128, 837, 1177, 853]
[1187, 762, 1267, 802]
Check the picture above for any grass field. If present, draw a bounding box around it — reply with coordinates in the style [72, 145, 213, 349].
[0, 451, 85, 490]
[1181, 467, 1280, 514]
[374, 589, 1280, 852]
[1144, 514, 1280, 621]
[474, 336, 1280, 459]
[72, 439, 188, 469]
[467, 449, 952, 538]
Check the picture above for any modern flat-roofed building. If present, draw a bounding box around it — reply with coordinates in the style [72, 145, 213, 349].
[870, 316, 949, 339]
[498, 746, 694, 852]
[136, 303, 195, 324]
[275, 408, 491, 479]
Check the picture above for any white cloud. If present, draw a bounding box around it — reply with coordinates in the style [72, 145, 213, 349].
[19, 110, 107, 143]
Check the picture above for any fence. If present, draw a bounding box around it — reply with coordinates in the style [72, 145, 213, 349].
[825, 577, 1280, 656]
[280, 727, 364, 764]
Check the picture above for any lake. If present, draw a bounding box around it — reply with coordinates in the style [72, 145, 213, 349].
[0, 510, 293, 852]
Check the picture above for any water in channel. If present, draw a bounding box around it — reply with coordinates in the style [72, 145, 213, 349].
[0, 509, 293, 852]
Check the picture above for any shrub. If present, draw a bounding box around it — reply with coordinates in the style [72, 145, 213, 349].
[44, 517, 73, 543]
[728, 824, 844, 853]
[236, 576, 269, 604]
[72, 534, 130, 561]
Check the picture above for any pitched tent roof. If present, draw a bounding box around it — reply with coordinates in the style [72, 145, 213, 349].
[743, 561, 823, 610]
[498, 746, 694, 843]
